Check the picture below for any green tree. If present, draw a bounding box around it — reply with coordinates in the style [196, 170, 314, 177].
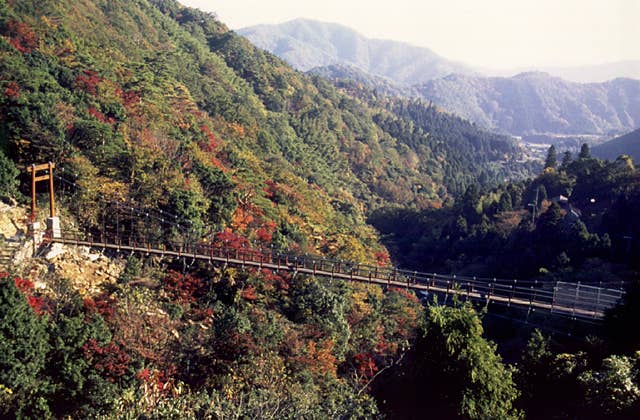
[46, 313, 120, 417]
[578, 354, 640, 417]
[0, 149, 19, 199]
[498, 191, 513, 212]
[579, 143, 591, 160]
[0, 278, 51, 418]
[411, 302, 522, 419]
[516, 331, 588, 418]
[544, 145, 557, 169]
[287, 277, 351, 359]
[561, 150, 572, 169]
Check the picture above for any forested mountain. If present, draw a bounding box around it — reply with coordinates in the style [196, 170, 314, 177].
[0, 0, 529, 256]
[239, 20, 640, 139]
[0, 0, 533, 416]
[308, 64, 410, 98]
[415, 72, 640, 136]
[593, 128, 640, 162]
[238, 18, 474, 85]
[370, 148, 640, 281]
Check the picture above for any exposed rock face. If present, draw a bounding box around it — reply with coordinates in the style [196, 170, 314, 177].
[38, 244, 125, 296]
[0, 201, 27, 239]
[2, 202, 125, 295]
[0, 202, 29, 273]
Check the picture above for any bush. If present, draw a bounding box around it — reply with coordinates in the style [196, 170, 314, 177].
[0, 149, 19, 200]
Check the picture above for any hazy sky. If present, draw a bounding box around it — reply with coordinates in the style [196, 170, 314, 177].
[179, 0, 639, 70]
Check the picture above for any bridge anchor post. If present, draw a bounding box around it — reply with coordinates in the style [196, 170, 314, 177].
[46, 216, 61, 239]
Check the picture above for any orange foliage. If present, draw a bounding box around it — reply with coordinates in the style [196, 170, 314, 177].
[241, 285, 258, 301]
[231, 207, 254, 231]
[83, 292, 117, 321]
[199, 124, 218, 152]
[304, 339, 337, 378]
[88, 107, 115, 124]
[137, 366, 177, 394]
[374, 250, 391, 267]
[215, 228, 251, 251]
[228, 122, 245, 137]
[258, 268, 290, 290]
[353, 352, 378, 381]
[121, 90, 141, 110]
[254, 220, 276, 244]
[209, 156, 228, 172]
[3, 81, 20, 99]
[389, 287, 419, 304]
[163, 270, 206, 304]
[83, 339, 131, 383]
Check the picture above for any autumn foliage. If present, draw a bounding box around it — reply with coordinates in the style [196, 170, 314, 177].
[162, 270, 206, 304]
[75, 70, 103, 96]
[3, 81, 20, 99]
[13, 276, 45, 315]
[82, 339, 131, 383]
[4, 20, 38, 53]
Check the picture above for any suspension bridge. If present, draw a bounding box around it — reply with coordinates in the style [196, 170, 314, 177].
[24, 164, 626, 322]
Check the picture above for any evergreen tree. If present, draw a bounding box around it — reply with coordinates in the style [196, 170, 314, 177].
[538, 184, 548, 203]
[498, 191, 513, 212]
[560, 150, 572, 169]
[579, 143, 591, 160]
[544, 145, 557, 169]
[0, 278, 51, 418]
[0, 150, 19, 200]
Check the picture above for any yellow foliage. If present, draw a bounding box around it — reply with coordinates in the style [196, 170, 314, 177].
[306, 339, 338, 378]
[40, 15, 58, 29]
[350, 289, 373, 324]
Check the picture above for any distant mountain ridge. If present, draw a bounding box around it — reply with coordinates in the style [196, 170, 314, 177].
[238, 18, 474, 85]
[308, 65, 640, 138]
[593, 128, 640, 162]
[415, 72, 640, 136]
[239, 19, 640, 139]
[484, 60, 640, 84]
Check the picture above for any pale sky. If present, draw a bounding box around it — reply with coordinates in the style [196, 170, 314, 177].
[179, 0, 640, 70]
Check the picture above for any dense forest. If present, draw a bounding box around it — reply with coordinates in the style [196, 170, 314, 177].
[370, 144, 640, 282]
[1, 0, 639, 418]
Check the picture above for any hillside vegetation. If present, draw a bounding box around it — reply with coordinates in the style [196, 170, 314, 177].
[371, 146, 640, 281]
[0, 0, 531, 264]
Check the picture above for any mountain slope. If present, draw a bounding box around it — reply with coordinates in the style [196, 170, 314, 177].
[414, 72, 640, 136]
[238, 18, 474, 85]
[307, 64, 410, 98]
[0, 0, 530, 266]
[593, 128, 640, 162]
